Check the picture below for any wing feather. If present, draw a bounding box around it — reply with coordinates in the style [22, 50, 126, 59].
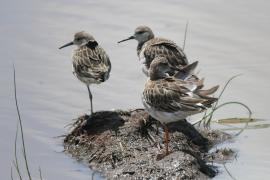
[143, 78, 218, 113]
[143, 38, 188, 68]
[73, 46, 111, 82]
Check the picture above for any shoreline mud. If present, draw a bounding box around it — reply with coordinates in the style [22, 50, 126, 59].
[63, 109, 234, 179]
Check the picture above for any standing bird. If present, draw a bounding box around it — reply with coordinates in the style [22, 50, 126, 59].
[118, 26, 188, 76]
[59, 31, 111, 115]
[142, 57, 219, 155]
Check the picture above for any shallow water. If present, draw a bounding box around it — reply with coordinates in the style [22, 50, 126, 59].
[1, 0, 270, 179]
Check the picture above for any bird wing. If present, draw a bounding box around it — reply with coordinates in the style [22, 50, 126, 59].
[143, 77, 217, 113]
[173, 61, 198, 80]
[143, 38, 188, 68]
[73, 46, 111, 81]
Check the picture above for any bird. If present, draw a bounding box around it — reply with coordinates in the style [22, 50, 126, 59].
[118, 25, 188, 76]
[59, 31, 111, 116]
[142, 57, 219, 156]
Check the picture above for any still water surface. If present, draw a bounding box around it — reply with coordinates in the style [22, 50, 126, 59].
[1, 0, 270, 179]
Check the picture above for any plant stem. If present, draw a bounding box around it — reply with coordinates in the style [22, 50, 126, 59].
[182, 21, 189, 51]
[13, 64, 32, 180]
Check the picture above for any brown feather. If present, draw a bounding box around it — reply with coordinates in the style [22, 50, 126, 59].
[73, 45, 111, 83]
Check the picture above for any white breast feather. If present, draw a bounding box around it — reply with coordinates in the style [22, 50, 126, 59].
[139, 43, 149, 76]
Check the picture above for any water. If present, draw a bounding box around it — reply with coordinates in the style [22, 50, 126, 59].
[1, 0, 270, 179]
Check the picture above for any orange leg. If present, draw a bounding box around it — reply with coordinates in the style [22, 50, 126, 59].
[163, 124, 169, 155]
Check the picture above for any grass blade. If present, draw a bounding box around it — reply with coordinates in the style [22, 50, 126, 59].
[39, 166, 43, 180]
[215, 101, 252, 116]
[13, 64, 32, 180]
[205, 74, 243, 125]
[12, 161, 23, 180]
[210, 101, 252, 136]
[14, 121, 23, 180]
[182, 21, 189, 51]
[11, 167, 14, 180]
[223, 163, 236, 180]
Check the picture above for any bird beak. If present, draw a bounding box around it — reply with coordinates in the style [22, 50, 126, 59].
[118, 36, 135, 43]
[59, 41, 74, 49]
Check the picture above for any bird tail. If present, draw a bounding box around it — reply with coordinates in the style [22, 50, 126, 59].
[197, 85, 219, 96]
[202, 97, 218, 108]
[197, 85, 219, 108]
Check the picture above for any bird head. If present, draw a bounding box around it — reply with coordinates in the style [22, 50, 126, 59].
[118, 26, 154, 44]
[149, 57, 171, 80]
[59, 31, 96, 49]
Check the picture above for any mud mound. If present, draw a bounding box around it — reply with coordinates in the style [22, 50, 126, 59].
[63, 109, 233, 179]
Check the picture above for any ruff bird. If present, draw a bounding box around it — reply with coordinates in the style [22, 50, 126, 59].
[142, 57, 219, 155]
[59, 31, 111, 115]
[118, 26, 188, 76]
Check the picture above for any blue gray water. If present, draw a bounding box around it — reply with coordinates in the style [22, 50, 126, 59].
[1, 0, 270, 179]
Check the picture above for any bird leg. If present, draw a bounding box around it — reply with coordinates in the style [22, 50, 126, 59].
[156, 124, 170, 160]
[87, 85, 93, 115]
[163, 124, 170, 155]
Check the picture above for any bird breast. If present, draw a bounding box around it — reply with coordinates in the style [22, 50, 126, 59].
[139, 43, 149, 76]
[142, 97, 191, 124]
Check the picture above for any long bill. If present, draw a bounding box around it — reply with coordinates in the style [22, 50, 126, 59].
[117, 36, 135, 43]
[59, 41, 74, 49]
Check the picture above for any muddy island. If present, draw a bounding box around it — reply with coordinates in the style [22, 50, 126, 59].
[63, 109, 234, 179]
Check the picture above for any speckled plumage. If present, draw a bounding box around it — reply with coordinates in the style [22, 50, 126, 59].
[118, 26, 188, 76]
[60, 31, 111, 115]
[72, 43, 111, 85]
[142, 57, 218, 124]
[138, 37, 188, 70]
